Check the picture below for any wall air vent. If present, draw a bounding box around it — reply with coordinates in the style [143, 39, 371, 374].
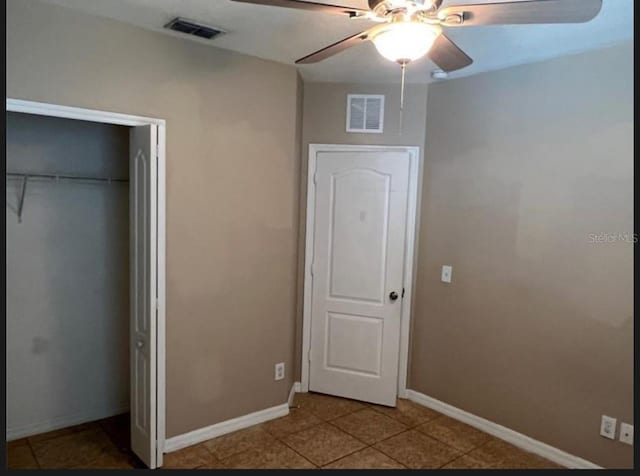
[164, 17, 226, 40]
[346, 94, 385, 133]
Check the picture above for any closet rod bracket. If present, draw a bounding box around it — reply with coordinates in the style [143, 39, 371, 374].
[7, 172, 128, 223]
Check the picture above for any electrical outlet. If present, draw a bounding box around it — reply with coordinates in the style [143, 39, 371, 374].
[274, 362, 285, 381]
[441, 265, 453, 283]
[600, 415, 617, 440]
[619, 423, 633, 445]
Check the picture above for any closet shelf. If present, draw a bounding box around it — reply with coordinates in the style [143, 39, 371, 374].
[6, 172, 129, 184]
[6, 172, 129, 224]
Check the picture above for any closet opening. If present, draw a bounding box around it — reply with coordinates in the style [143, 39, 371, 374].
[5, 100, 166, 469]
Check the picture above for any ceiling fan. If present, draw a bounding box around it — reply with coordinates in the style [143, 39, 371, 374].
[231, 0, 603, 72]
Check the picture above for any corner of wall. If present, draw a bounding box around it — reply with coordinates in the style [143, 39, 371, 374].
[292, 72, 306, 382]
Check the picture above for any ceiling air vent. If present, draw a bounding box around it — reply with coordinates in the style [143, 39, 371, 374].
[164, 17, 226, 40]
[346, 94, 385, 133]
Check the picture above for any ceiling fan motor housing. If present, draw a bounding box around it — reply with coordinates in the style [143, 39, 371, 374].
[368, 0, 443, 16]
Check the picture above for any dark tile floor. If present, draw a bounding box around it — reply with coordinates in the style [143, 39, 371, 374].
[7, 393, 563, 470]
[6, 413, 146, 469]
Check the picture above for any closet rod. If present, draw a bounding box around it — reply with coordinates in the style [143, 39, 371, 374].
[6, 172, 129, 184]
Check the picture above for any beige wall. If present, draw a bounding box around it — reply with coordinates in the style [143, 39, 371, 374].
[7, 0, 301, 438]
[301, 81, 429, 148]
[295, 81, 429, 378]
[411, 42, 633, 468]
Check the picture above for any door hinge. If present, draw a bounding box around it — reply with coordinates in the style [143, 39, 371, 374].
[313, 172, 317, 185]
[402, 288, 405, 298]
[310, 261, 315, 277]
[308, 349, 312, 363]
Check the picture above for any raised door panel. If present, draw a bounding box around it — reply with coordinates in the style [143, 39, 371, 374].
[328, 169, 390, 304]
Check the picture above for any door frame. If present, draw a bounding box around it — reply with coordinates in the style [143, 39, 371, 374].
[301, 144, 422, 400]
[6, 98, 167, 467]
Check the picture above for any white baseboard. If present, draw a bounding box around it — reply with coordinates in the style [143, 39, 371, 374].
[7, 402, 129, 441]
[406, 390, 602, 469]
[164, 403, 290, 453]
[288, 382, 301, 407]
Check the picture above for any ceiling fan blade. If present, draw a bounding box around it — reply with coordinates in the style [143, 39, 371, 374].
[295, 30, 371, 64]
[439, 0, 602, 26]
[428, 34, 473, 72]
[230, 0, 368, 16]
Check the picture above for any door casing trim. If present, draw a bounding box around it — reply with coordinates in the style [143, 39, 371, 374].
[6, 98, 167, 468]
[301, 144, 422, 400]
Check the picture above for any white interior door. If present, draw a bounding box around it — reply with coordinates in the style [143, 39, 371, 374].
[130, 125, 158, 468]
[309, 150, 410, 406]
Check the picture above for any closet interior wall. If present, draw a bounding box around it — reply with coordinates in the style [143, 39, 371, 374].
[6, 112, 131, 440]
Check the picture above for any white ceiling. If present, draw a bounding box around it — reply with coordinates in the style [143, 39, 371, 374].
[41, 0, 633, 84]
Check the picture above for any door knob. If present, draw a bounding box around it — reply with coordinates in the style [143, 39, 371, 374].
[136, 340, 145, 349]
[389, 291, 399, 301]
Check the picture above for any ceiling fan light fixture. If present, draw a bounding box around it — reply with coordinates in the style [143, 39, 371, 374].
[371, 22, 438, 64]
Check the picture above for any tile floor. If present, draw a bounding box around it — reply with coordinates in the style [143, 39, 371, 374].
[6, 413, 146, 469]
[7, 393, 563, 470]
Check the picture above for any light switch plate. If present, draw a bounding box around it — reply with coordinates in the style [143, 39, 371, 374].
[441, 265, 452, 283]
[619, 423, 633, 445]
[600, 415, 617, 440]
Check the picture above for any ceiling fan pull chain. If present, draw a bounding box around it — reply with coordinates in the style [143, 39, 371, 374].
[399, 61, 406, 136]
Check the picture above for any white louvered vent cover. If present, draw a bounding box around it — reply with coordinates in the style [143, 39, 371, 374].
[346, 94, 385, 133]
